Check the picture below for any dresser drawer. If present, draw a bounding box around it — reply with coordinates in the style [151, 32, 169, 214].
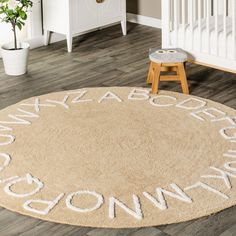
[98, 0, 123, 26]
[72, 0, 99, 32]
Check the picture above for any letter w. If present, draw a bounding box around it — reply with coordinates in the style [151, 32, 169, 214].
[0, 108, 39, 125]
[143, 183, 192, 210]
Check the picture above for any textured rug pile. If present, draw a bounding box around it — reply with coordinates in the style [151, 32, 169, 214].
[0, 87, 235, 228]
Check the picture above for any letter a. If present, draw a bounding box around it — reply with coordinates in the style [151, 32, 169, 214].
[98, 92, 122, 103]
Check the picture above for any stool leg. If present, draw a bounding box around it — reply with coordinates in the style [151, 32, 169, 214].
[176, 66, 179, 76]
[178, 63, 189, 95]
[146, 62, 154, 84]
[151, 63, 161, 94]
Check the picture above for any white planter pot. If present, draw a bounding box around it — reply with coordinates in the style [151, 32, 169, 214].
[1, 42, 30, 76]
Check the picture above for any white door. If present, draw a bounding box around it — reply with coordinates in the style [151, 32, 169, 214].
[74, 0, 99, 32]
[98, 0, 122, 26]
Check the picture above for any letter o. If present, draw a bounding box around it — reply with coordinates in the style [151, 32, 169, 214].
[0, 134, 15, 146]
[66, 190, 104, 213]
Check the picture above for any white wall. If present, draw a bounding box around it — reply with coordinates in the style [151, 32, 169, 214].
[0, 0, 42, 46]
[0, 22, 27, 45]
[127, 0, 162, 19]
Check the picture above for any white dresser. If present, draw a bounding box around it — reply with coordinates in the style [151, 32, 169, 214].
[43, 0, 127, 52]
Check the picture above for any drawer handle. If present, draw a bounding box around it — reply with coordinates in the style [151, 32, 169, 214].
[96, 0, 105, 3]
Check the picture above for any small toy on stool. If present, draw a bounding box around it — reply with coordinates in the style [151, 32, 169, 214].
[147, 48, 189, 95]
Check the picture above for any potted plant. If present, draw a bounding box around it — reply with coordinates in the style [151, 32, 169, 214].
[0, 0, 33, 76]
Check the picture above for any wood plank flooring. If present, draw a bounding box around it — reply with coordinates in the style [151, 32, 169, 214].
[0, 23, 236, 236]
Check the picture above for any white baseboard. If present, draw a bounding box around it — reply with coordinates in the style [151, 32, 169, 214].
[26, 37, 44, 49]
[127, 13, 162, 29]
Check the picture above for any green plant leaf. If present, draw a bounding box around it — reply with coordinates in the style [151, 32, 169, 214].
[0, 0, 33, 43]
[16, 22, 22, 30]
[19, 10, 26, 20]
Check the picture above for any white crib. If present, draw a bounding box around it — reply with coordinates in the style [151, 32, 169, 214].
[162, 0, 236, 73]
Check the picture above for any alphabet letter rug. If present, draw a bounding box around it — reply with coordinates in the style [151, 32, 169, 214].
[0, 87, 236, 228]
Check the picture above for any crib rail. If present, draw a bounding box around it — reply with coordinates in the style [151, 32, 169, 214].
[162, 0, 236, 62]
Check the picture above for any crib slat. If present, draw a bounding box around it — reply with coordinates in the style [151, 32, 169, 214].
[206, 0, 210, 54]
[232, 0, 236, 59]
[198, 0, 202, 52]
[182, 0, 186, 49]
[193, 0, 196, 22]
[189, 0, 194, 50]
[161, 0, 171, 48]
[204, 0, 207, 18]
[174, 0, 179, 46]
[215, 0, 219, 56]
[223, 0, 227, 58]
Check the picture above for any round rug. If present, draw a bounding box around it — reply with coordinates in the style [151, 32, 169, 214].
[0, 87, 236, 228]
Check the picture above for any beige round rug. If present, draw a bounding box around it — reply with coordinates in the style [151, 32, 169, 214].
[0, 87, 236, 228]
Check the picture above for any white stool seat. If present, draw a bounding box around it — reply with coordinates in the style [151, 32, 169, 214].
[149, 48, 188, 64]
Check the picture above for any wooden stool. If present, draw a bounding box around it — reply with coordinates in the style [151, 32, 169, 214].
[147, 49, 189, 95]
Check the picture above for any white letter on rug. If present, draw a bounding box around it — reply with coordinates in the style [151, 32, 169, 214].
[201, 167, 236, 189]
[224, 150, 236, 159]
[220, 127, 236, 141]
[0, 153, 11, 172]
[128, 88, 150, 101]
[190, 108, 226, 122]
[149, 96, 177, 107]
[98, 92, 122, 103]
[109, 195, 143, 220]
[224, 161, 236, 173]
[0, 134, 15, 146]
[0, 109, 39, 126]
[212, 116, 236, 126]
[4, 173, 44, 198]
[66, 190, 104, 213]
[0, 176, 19, 184]
[21, 98, 56, 112]
[46, 96, 70, 109]
[143, 183, 192, 210]
[68, 90, 93, 103]
[184, 181, 229, 199]
[0, 125, 12, 132]
[23, 193, 64, 215]
[176, 98, 206, 110]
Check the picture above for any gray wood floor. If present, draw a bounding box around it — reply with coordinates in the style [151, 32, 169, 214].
[0, 23, 236, 236]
